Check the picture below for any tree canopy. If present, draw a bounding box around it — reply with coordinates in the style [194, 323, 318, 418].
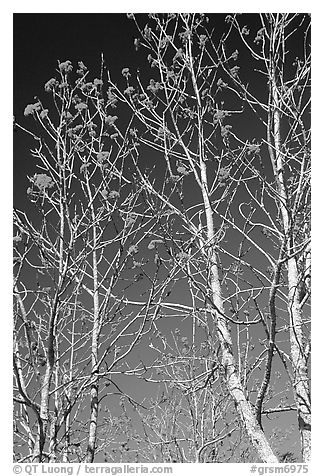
[13, 13, 310, 464]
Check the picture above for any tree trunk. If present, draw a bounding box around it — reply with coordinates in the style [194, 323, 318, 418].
[85, 192, 100, 463]
[270, 74, 311, 462]
[200, 162, 278, 463]
[181, 36, 279, 461]
[287, 259, 311, 461]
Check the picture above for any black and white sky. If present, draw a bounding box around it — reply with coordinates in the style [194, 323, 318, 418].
[6, 2, 324, 470]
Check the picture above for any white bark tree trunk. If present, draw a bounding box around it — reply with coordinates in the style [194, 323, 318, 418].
[186, 35, 278, 461]
[201, 159, 278, 463]
[85, 181, 100, 463]
[271, 76, 311, 462]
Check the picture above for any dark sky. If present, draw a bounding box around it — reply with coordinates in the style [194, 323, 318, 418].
[13, 13, 264, 207]
[13, 13, 305, 462]
[12, 12, 309, 207]
[14, 14, 140, 206]
[14, 13, 137, 111]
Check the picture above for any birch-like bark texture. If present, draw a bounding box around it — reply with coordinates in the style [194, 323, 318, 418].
[14, 13, 310, 463]
[271, 77, 311, 463]
[85, 179, 100, 463]
[192, 47, 278, 462]
[227, 13, 311, 461]
[13, 59, 161, 461]
[105, 14, 280, 463]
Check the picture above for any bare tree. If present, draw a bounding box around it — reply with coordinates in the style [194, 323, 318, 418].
[101, 12, 310, 462]
[14, 59, 161, 462]
[102, 13, 278, 463]
[99, 380, 253, 463]
[222, 13, 311, 461]
[14, 12, 310, 463]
